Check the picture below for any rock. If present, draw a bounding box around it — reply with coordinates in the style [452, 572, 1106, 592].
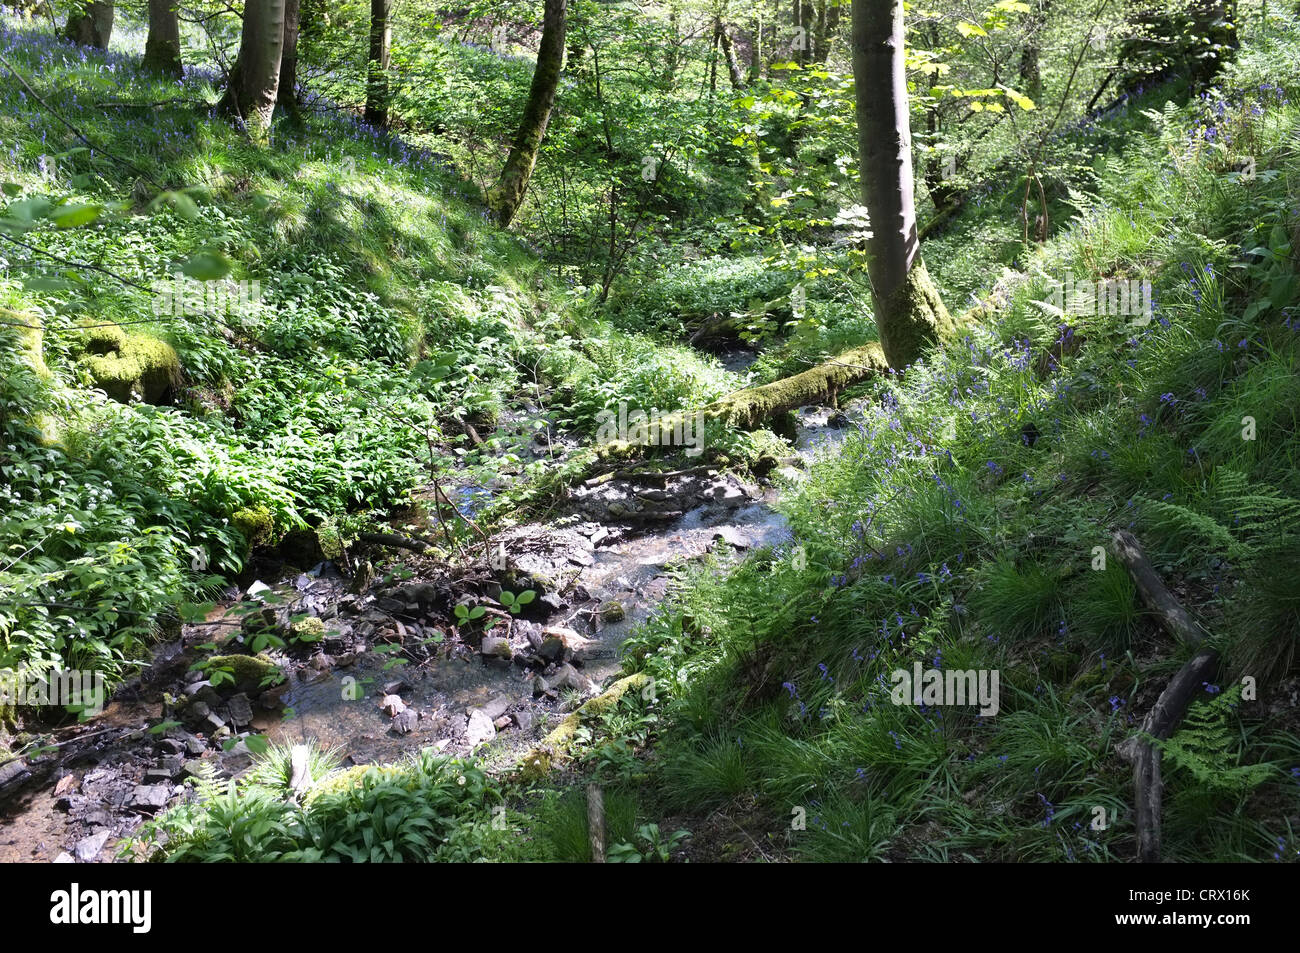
[548, 664, 595, 694]
[53, 774, 79, 796]
[185, 736, 206, 756]
[74, 830, 112, 862]
[383, 679, 410, 696]
[185, 700, 211, 721]
[493, 715, 512, 730]
[540, 626, 597, 664]
[391, 709, 418, 735]
[466, 709, 496, 747]
[131, 785, 171, 812]
[310, 653, 334, 671]
[538, 633, 566, 664]
[379, 694, 406, 717]
[515, 621, 544, 651]
[53, 852, 75, 864]
[481, 634, 512, 660]
[181, 760, 207, 779]
[599, 601, 626, 623]
[475, 695, 511, 721]
[589, 527, 610, 547]
[245, 580, 272, 599]
[226, 693, 254, 727]
[512, 710, 535, 732]
[205, 654, 283, 695]
[537, 593, 567, 614]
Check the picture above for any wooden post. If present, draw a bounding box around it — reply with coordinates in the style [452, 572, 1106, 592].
[587, 782, 606, 862]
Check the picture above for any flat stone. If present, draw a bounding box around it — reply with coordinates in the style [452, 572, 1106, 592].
[481, 635, 512, 660]
[131, 785, 171, 811]
[379, 694, 406, 717]
[475, 694, 511, 721]
[465, 709, 495, 747]
[74, 830, 112, 862]
[391, 709, 418, 735]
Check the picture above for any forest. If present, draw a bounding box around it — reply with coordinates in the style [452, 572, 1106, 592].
[0, 0, 1296, 876]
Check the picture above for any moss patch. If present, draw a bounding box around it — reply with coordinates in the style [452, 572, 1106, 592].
[72, 322, 181, 404]
[232, 505, 275, 548]
[514, 672, 652, 781]
[204, 654, 283, 695]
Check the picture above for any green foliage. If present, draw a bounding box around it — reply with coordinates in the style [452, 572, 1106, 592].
[1157, 684, 1276, 799]
[139, 747, 513, 863]
[607, 823, 690, 863]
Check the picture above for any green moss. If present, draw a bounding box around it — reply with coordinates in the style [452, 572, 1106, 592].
[232, 505, 275, 548]
[0, 311, 61, 443]
[873, 258, 959, 370]
[291, 616, 326, 641]
[514, 673, 652, 781]
[205, 654, 283, 694]
[72, 323, 180, 404]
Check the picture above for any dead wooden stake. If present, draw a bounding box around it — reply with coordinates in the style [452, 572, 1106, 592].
[587, 782, 606, 863]
[1112, 529, 1220, 863]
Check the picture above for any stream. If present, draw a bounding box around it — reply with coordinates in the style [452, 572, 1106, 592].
[0, 392, 866, 863]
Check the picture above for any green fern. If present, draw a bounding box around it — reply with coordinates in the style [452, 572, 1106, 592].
[1157, 684, 1274, 797]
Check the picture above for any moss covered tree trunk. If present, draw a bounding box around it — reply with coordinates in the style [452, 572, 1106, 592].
[279, 0, 302, 117]
[717, 18, 746, 88]
[364, 0, 391, 127]
[220, 0, 286, 136]
[64, 0, 113, 49]
[143, 0, 182, 76]
[487, 0, 567, 226]
[852, 0, 954, 370]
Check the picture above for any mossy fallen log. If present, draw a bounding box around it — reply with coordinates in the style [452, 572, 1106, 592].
[514, 672, 652, 781]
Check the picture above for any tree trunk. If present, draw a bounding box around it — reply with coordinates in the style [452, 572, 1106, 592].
[1018, 0, 1046, 104]
[749, 15, 762, 81]
[279, 0, 302, 116]
[718, 19, 745, 88]
[852, 0, 955, 370]
[64, 0, 113, 49]
[813, 0, 840, 62]
[487, 0, 567, 227]
[364, 0, 391, 127]
[143, 0, 182, 77]
[220, 0, 287, 136]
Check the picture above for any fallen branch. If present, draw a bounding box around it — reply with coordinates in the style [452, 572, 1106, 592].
[1112, 529, 1219, 863]
[1131, 648, 1220, 863]
[1112, 530, 1207, 645]
[356, 531, 435, 553]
